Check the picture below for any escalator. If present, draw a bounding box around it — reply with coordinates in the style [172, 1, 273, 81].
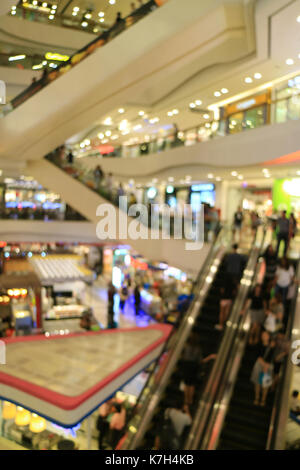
[217, 343, 273, 450]
[217, 258, 299, 451]
[139, 257, 232, 449]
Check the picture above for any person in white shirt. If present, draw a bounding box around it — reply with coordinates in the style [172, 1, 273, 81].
[275, 258, 294, 304]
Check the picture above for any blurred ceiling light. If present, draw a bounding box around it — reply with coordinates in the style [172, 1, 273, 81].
[214, 91, 221, 97]
[109, 0, 116, 4]
[81, 21, 88, 27]
[244, 77, 253, 83]
[104, 117, 112, 125]
[32, 0, 38, 5]
[238, 175, 244, 180]
[42, 2, 47, 7]
[32, 63, 43, 70]
[172, 109, 179, 115]
[98, 132, 104, 139]
[221, 88, 228, 94]
[231, 171, 238, 176]
[49, 15, 54, 19]
[73, 7, 80, 11]
[189, 102, 196, 108]
[105, 130, 112, 137]
[72, 11, 78, 16]
[99, 18, 104, 22]
[167, 111, 173, 116]
[203, 114, 209, 119]
[254, 72, 262, 79]
[133, 124, 142, 131]
[98, 11, 105, 17]
[119, 119, 129, 130]
[118, 108, 125, 114]
[216, 177, 222, 181]
[297, 15, 300, 22]
[11, 5, 16, 9]
[11, 10, 16, 14]
[168, 177, 174, 182]
[208, 173, 214, 179]
[52, 5, 57, 9]
[286, 58, 294, 65]
[195, 100, 202, 106]
[111, 135, 119, 140]
[9, 55, 26, 61]
[84, 13, 92, 19]
[138, 110, 145, 116]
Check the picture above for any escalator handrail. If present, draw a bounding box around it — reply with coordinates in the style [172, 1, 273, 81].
[201, 254, 266, 450]
[185, 225, 267, 449]
[119, 225, 230, 449]
[266, 259, 300, 450]
[4, 1, 158, 113]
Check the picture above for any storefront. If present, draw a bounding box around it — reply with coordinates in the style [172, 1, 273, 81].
[273, 178, 300, 223]
[274, 75, 300, 123]
[165, 183, 216, 212]
[224, 91, 271, 134]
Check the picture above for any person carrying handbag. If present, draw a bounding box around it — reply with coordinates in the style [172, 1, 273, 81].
[250, 331, 276, 406]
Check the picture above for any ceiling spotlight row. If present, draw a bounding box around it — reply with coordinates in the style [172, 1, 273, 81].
[214, 88, 228, 98]
[189, 100, 202, 109]
[244, 73, 262, 84]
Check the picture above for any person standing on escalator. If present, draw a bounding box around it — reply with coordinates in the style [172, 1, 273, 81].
[250, 331, 276, 407]
[225, 244, 246, 288]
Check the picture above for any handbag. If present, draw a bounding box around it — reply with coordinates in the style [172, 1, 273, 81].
[259, 370, 273, 388]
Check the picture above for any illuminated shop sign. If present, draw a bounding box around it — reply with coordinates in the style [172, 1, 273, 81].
[236, 98, 256, 110]
[191, 184, 215, 192]
[45, 52, 70, 62]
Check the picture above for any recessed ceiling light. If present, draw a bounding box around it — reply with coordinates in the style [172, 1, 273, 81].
[172, 109, 179, 115]
[214, 91, 221, 97]
[11, 10, 16, 14]
[105, 130, 112, 137]
[104, 117, 112, 125]
[72, 11, 77, 16]
[205, 123, 210, 128]
[81, 21, 88, 27]
[42, 2, 48, 7]
[231, 171, 238, 176]
[52, 5, 57, 9]
[189, 103, 196, 108]
[221, 88, 228, 94]
[203, 114, 209, 119]
[254, 72, 262, 79]
[262, 168, 269, 172]
[244, 77, 253, 83]
[286, 58, 294, 65]
[11, 5, 16, 9]
[238, 175, 243, 180]
[109, 0, 116, 4]
[73, 7, 80, 12]
[98, 11, 104, 17]
[85, 13, 92, 19]
[98, 132, 104, 139]
[138, 110, 145, 116]
[208, 173, 213, 179]
[99, 18, 104, 22]
[49, 15, 54, 19]
[118, 108, 125, 114]
[216, 177, 222, 181]
[195, 100, 202, 106]
[32, 0, 38, 5]
[167, 111, 173, 116]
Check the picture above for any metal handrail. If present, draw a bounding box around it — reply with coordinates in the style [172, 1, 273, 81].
[185, 225, 267, 449]
[266, 260, 300, 450]
[120, 226, 230, 449]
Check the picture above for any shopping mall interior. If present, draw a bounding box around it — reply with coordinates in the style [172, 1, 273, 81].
[0, 0, 299, 452]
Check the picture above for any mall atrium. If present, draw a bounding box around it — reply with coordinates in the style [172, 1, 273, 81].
[0, 0, 299, 452]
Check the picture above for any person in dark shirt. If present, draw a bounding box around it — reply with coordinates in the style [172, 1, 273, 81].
[276, 210, 290, 257]
[107, 281, 116, 328]
[225, 244, 246, 287]
[233, 206, 243, 241]
[134, 284, 141, 316]
[215, 278, 236, 330]
[263, 244, 277, 283]
[242, 284, 267, 345]
[250, 331, 276, 406]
